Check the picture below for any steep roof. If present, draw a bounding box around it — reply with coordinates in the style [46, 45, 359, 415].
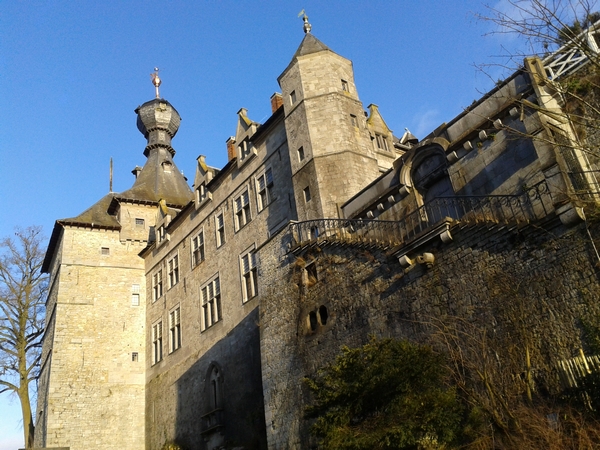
[116, 146, 193, 207]
[291, 33, 331, 59]
[58, 193, 121, 229]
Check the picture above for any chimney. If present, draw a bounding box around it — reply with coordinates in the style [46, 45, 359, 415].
[270, 92, 283, 113]
[226, 137, 236, 162]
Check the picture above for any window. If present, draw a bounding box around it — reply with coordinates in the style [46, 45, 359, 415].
[152, 270, 163, 301]
[375, 133, 389, 151]
[256, 168, 274, 211]
[132, 352, 138, 362]
[196, 182, 207, 203]
[241, 250, 258, 302]
[208, 364, 223, 411]
[350, 114, 358, 127]
[135, 218, 145, 228]
[304, 186, 311, 202]
[216, 213, 225, 247]
[168, 255, 179, 288]
[152, 321, 163, 364]
[297, 146, 305, 161]
[192, 231, 205, 267]
[239, 138, 252, 160]
[169, 306, 181, 353]
[341, 79, 349, 92]
[101, 247, 110, 255]
[201, 277, 222, 331]
[234, 190, 251, 230]
[290, 90, 297, 104]
[131, 284, 140, 306]
[157, 225, 166, 243]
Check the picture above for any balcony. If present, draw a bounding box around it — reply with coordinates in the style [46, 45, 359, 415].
[290, 180, 556, 255]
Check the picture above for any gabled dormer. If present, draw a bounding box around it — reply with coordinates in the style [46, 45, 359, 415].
[193, 155, 219, 209]
[235, 108, 259, 168]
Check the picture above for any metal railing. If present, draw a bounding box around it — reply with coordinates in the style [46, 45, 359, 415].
[290, 181, 554, 250]
[543, 23, 600, 80]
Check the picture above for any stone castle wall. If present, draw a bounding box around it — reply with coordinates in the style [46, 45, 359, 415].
[258, 217, 600, 448]
[40, 227, 146, 450]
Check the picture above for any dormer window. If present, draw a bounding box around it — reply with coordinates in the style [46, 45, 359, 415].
[238, 138, 252, 160]
[157, 225, 166, 243]
[375, 133, 389, 151]
[197, 182, 207, 203]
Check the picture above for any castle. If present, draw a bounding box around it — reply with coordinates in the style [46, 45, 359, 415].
[34, 17, 600, 450]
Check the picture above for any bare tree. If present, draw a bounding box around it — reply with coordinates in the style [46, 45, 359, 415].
[478, 0, 600, 66]
[0, 226, 47, 448]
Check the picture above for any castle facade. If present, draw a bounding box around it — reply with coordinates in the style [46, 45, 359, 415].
[35, 20, 600, 450]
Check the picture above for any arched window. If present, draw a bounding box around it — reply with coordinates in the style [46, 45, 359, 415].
[207, 364, 223, 411]
[410, 146, 456, 223]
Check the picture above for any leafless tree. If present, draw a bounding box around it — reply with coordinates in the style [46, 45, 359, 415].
[0, 226, 47, 448]
[478, 0, 600, 67]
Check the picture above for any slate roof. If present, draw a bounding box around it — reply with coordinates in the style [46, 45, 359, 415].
[291, 33, 331, 59]
[116, 146, 193, 207]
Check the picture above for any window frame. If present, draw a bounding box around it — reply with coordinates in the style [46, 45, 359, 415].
[215, 212, 225, 247]
[234, 189, 252, 231]
[191, 230, 205, 267]
[167, 254, 180, 289]
[152, 270, 163, 302]
[152, 320, 163, 365]
[240, 249, 258, 303]
[256, 168, 274, 212]
[201, 276, 222, 331]
[304, 186, 311, 203]
[169, 305, 181, 353]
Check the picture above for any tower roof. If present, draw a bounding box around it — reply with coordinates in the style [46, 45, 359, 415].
[291, 33, 331, 59]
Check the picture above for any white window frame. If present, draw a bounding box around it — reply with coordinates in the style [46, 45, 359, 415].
[191, 230, 205, 267]
[167, 254, 180, 289]
[215, 212, 225, 247]
[256, 168, 274, 212]
[201, 276, 222, 331]
[234, 189, 251, 231]
[240, 248, 258, 303]
[131, 284, 140, 306]
[152, 270, 163, 302]
[152, 320, 163, 365]
[169, 306, 181, 353]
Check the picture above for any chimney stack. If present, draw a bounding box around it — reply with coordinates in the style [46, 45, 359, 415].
[226, 137, 236, 162]
[270, 93, 283, 113]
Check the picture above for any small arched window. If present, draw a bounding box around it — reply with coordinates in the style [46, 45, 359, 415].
[207, 363, 223, 411]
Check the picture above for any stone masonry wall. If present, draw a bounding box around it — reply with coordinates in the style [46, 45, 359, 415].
[259, 217, 600, 449]
[42, 227, 146, 450]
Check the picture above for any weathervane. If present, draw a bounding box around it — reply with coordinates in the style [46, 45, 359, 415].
[151, 67, 161, 99]
[298, 9, 311, 34]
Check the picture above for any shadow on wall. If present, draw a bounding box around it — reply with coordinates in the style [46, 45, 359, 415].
[172, 308, 267, 450]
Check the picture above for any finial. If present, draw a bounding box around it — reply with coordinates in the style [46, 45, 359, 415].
[298, 9, 311, 34]
[151, 67, 161, 99]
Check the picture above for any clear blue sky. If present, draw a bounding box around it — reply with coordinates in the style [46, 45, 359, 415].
[0, 0, 530, 448]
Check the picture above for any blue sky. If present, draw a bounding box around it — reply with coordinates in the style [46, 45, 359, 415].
[0, 0, 530, 448]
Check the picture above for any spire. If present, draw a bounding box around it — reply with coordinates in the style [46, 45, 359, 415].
[151, 67, 161, 99]
[299, 10, 311, 34]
